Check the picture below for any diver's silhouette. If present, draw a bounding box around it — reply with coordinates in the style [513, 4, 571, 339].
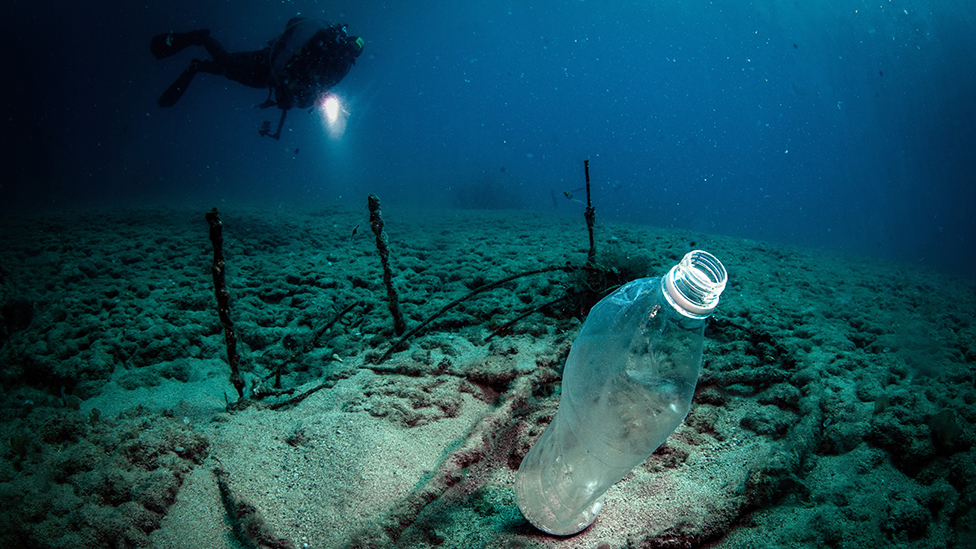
[151, 17, 363, 139]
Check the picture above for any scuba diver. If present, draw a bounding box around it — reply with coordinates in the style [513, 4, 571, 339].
[151, 17, 364, 139]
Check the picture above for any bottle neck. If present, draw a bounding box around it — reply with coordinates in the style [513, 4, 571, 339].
[663, 250, 727, 318]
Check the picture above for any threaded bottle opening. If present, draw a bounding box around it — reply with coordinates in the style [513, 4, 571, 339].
[664, 250, 727, 317]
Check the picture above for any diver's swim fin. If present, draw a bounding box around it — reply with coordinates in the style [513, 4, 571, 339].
[157, 62, 199, 107]
[151, 29, 210, 59]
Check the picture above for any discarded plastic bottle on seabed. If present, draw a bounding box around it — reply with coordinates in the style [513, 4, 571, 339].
[514, 250, 728, 535]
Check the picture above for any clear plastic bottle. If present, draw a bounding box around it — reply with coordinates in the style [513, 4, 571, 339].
[514, 250, 728, 535]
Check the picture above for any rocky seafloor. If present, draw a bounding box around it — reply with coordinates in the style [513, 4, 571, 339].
[0, 204, 973, 548]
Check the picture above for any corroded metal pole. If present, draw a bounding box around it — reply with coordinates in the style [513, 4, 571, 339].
[584, 160, 596, 267]
[368, 195, 407, 336]
[206, 208, 245, 399]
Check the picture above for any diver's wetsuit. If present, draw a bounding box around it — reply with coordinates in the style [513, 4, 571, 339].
[151, 30, 273, 107]
[189, 36, 272, 90]
[151, 19, 362, 138]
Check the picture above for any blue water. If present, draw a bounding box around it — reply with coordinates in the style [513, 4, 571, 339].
[3, 0, 974, 277]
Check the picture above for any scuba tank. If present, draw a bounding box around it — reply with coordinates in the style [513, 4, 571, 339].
[269, 17, 360, 109]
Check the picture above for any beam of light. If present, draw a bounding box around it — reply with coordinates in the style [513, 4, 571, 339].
[318, 93, 347, 139]
[324, 96, 340, 122]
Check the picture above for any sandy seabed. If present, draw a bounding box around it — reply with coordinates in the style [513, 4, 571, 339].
[0, 203, 974, 549]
